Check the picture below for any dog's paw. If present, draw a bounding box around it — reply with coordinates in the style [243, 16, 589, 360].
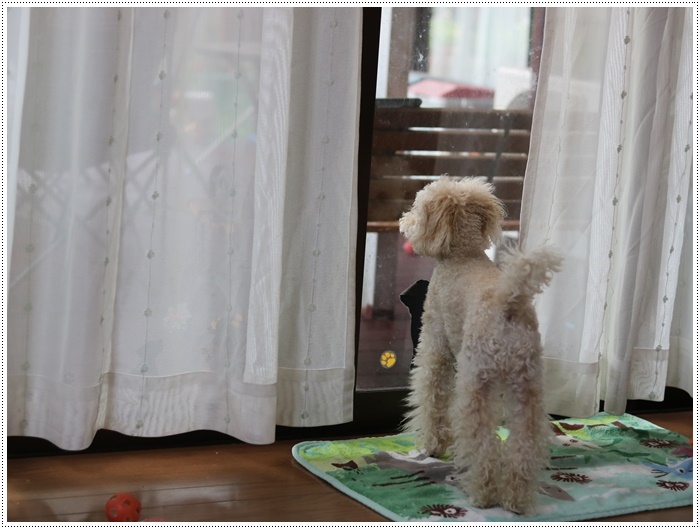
[500, 498, 533, 516]
[499, 487, 535, 515]
[423, 437, 451, 458]
[468, 492, 499, 510]
[461, 475, 499, 510]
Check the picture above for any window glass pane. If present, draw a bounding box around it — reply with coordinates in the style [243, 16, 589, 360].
[357, 7, 541, 391]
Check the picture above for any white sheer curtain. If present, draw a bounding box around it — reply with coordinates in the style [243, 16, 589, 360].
[521, 7, 693, 417]
[7, 7, 361, 450]
[428, 6, 531, 89]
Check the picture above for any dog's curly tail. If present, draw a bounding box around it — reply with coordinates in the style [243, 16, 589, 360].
[497, 246, 563, 311]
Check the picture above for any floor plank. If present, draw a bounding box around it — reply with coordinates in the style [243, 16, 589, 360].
[7, 411, 693, 522]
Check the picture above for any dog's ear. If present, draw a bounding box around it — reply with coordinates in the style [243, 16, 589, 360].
[476, 197, 505, 248]
[418, 194, 460, 257]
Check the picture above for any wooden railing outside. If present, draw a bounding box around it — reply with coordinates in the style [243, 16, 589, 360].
[368, 107, 532, 232]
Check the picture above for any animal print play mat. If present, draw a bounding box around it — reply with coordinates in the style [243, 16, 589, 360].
[292, 413, 692, 522]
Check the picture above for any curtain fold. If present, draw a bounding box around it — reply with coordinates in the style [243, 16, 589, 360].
[521, 7, 692, 417]
[6, 7, 31, 275]
[7, 7, 361, 450]
[275, 8, 360, 427]
[244, 7, 293, 386]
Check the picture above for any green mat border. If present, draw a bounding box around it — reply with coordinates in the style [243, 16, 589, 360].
[292, 414, 693, 522]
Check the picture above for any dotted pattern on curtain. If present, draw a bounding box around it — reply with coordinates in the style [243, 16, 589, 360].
[222, 7, 247, 431]
[598, 9, 633, 367]
[298, 10, 339, 424]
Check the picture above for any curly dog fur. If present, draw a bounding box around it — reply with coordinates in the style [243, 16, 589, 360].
[399, 177, 562, 514]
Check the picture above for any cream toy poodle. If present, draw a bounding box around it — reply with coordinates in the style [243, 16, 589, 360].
[399, 177, 562, 514]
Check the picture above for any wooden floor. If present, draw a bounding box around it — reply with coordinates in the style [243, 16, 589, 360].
[7, 411, 693, 522]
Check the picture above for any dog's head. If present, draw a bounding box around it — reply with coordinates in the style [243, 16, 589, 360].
[399, 177, 505, 258]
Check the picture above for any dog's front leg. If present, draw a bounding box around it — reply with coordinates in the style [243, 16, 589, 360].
[404, 329, 454, 457]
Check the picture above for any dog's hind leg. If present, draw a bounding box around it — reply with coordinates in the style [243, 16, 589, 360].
[499, 363, 550, 514]
[451, 364, 501, 509]
[404, 330, 454, 457]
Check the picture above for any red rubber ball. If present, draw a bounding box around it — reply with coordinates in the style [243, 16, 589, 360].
[105, 492, 142, 522]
